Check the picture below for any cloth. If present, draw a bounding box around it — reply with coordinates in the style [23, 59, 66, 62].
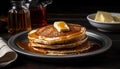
[0, 37, 17, 67]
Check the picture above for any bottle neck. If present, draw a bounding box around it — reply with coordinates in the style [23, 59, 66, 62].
[13, 1, 24, 6]
[11, 0, 27, 9]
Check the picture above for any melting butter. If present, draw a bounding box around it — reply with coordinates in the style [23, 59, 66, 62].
[54, 21, 70, 32]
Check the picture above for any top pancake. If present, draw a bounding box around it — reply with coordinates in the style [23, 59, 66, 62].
[28, 23, 86, 45]
[36, 23, 85, 37]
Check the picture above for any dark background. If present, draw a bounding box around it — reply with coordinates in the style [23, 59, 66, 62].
[1, 0, 120, 15]
[47, 0, 120, 13]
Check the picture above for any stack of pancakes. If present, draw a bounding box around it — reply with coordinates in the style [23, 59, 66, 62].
[28, 23, 91, 55]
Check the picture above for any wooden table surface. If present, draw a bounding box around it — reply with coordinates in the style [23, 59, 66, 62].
[1, 13, 120, 69]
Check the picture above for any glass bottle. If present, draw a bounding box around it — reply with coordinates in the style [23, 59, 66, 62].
[8, 0, 31, 34]
[28, 0, 52, 28]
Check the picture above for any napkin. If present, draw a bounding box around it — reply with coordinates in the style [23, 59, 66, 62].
[0, 37, 17, 67]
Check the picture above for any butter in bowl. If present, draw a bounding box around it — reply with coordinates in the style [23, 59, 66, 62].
[87, 11, 120, 32]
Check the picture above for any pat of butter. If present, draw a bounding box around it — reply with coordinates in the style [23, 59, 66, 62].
[95, 11, 115, 22]
[54, 21, 70, 32]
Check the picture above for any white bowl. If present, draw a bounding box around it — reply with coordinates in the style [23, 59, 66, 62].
[87, 13, 120, 32]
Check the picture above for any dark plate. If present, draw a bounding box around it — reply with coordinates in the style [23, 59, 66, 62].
[8, 30, 112, 62]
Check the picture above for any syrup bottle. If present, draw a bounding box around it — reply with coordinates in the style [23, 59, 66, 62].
[8, 0, 31, 34]
[28, 0, 53, 28]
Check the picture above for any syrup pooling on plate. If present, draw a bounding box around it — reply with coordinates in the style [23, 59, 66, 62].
[16, 41, 102, 55]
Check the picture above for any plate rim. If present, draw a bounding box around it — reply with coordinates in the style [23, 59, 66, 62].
[8, 30, 112, 59]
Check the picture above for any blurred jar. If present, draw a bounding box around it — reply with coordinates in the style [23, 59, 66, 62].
[8, 0, 31, 34]
[26, 0, 52, 28]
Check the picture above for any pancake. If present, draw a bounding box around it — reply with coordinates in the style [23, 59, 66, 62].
[28, 23, 86, 45]
[28, 23, 91, 55]
[28, 41, 91, 55]
[29, 34, 88, 49]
